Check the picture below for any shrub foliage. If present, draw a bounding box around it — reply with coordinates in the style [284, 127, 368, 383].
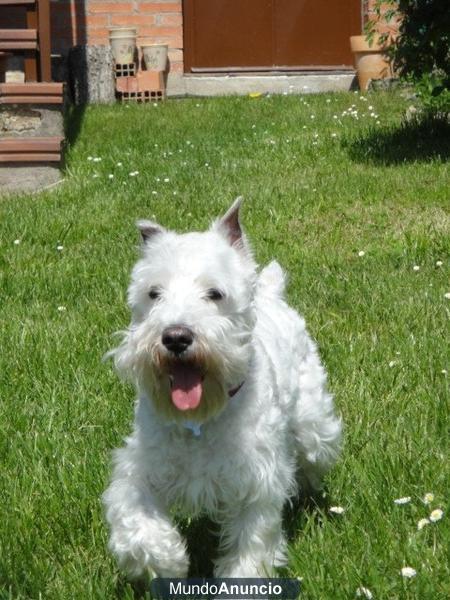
[367, 0, 450, 114]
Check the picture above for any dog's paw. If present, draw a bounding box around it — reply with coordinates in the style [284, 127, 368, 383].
[214, 557, 275, 578]
[109, 522, 189, 580]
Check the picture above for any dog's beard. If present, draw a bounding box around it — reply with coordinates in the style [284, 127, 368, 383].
[141, 343, 228, 423]
[113, 323, 251, 424]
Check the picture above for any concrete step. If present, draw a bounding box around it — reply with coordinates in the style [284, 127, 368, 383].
[167, 72, 356, 97]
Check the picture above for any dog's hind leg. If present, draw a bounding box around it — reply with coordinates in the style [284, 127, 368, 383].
[291, 338, 342, 492]
[214, 500, 287, 577]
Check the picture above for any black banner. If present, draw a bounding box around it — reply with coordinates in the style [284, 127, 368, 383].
[150, 578, 301, 600]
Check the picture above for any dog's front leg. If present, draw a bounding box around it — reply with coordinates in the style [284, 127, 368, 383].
[103, 451, 189, 580]
[214, 501, 286, 577]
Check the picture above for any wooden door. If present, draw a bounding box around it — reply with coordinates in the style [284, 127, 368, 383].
[183, 0, 361, 72]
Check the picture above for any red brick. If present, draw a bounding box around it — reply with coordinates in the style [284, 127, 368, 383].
[136, 25, 180, 36]
[86, 15, 110, 27]
[90, 3, 134, 14]
[139, 2, 181, 14]
[142, 34, 183, 48]
[110, 14, 156, 26]
[169, 61, 183, 73]
[86, 29, 110, 39]
[167, 47, 183, 61]
[158, 14, 182, 27]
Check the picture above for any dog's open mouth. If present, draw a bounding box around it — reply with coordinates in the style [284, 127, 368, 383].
[168, 362, 204, 411]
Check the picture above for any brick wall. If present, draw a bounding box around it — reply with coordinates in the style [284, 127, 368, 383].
[53, 0, 183, 72]
[0, 0, 183, 72]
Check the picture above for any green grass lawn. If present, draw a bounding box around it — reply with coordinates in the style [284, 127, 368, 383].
[0, 91, 449, 600]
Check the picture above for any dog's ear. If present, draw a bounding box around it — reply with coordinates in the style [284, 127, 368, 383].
[215, 196, 244, 247]
[136, 220, 166, 242]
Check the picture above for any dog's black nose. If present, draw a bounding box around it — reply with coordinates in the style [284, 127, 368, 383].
[162, 326, 194, 355]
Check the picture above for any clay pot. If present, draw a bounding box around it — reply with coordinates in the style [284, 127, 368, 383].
[350, 35, 393, 91]
[141, 44, 168, 71]
[109, 28, 137, 65]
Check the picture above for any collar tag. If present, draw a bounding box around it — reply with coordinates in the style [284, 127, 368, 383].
[179, 382, 245, 436]
[182, 421, 202, 436]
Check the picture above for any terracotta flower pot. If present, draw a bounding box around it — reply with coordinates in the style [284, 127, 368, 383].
[350, 35, 393, 91]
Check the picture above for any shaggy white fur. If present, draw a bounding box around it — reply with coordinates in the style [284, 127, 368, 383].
[103, 198, 342, 579]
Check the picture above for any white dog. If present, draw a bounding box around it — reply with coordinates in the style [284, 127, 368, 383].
[103, 198, 342, 580]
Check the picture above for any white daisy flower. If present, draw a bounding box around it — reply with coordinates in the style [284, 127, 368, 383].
[358, 250, 365, 257]
[14, 239, 21, 245]
[57, 306, 66, 312]
[429, 508, 443, 522]
[401, 566, 416, 578]
[329, 506, 345, 514]
[56, 245, 64, 251]
[413, 265, 420, 271]
[444, 292, 450, 299]
[417, 518, 429, 530]
[116, 162, 123, 167]
[108, 174, 114, 179]
[435, 260, 443, 266]
[389, 361, 396, 368]
[394, 496, 411, 504]
[356, 587, 373, 599]
[423, 493, 434, 504]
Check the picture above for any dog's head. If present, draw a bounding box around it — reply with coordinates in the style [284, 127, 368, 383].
[112, 198, 257, 423]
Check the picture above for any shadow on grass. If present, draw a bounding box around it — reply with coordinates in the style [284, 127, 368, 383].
[114, 490, 331, 597]
[284, 488, 330, 544]
[64, 105, 86, 149]
[344, 117, 450, 164]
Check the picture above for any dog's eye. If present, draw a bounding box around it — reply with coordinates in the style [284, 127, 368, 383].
[206, 288, 224, 301]
[148, 287, 161, 300]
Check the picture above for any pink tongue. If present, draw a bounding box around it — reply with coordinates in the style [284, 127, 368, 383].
[169, 363, 203, 411]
